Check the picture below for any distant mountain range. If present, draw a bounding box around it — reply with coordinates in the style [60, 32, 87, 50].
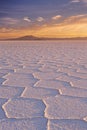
[10, 35, 40, 40]
[2, 35, 87, 40]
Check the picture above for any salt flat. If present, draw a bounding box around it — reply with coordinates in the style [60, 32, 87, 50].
[0, 40, 87, 130]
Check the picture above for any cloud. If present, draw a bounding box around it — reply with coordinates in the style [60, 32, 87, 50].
[36, 17, 44, 22]
[71, 0, 80, 3]
[71, 0, 87, 3]
[82, 0, 87, 3]
[24, 17, 31, 22]
[0, 17, 18, 25]
[77, 17, 87, 23]
[37, 19, 87, 38]
[0, 27, 16, 33]
[62, 14, 87, 24]
[52, 15, 62, 20]
[0, 14, 87, 39]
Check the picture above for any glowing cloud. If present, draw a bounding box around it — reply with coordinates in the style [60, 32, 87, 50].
[0, 14, 87, 39]
[24, 17, 31, 22]
[71, 0, 87, 3]
[71, 0, 80, 3]
[52, 15, 62, 20]
[36, 17, 44, 22]
[63, 14, 87, 24]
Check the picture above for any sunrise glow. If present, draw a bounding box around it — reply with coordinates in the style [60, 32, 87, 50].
[0, 0, 87, 39]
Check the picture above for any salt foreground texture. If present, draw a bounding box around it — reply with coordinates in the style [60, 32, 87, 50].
[0, 40, 87, 130]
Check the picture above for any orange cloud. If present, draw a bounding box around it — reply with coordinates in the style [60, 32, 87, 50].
[36, 15, 87, 38]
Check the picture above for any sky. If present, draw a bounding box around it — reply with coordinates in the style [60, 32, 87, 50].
[0, 0, 87, 39]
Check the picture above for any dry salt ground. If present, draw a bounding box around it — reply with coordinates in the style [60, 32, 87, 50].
[0, 40, 87, 130]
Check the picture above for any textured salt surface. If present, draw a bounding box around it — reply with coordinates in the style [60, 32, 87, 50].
[0, 41, 87, 130]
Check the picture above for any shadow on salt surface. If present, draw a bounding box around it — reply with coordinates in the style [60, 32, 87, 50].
[0, 69, 15, 85]
[49, 119, 87, 130]
[69, 79, 87, 89]
[34, 79, 71, 89]
[0, 69, 14, 74]
[38, 64, 58, 72]
[3, 98, 46, 119]
[0, 98, 8, 119]
[76, 67, 87, 74]
[0, 62, 10, 67]
[0, 78, 6, 85]
[33, 71, 62, 80]
[68, 71, 87, 80]
[60, 87, 87, 98]
[0, 86, 25, 99]
[0, 73, 7, 78]
[44, 95, 87, 120]
[21, 87, 59, 99]
[0, 117, 47, 130]
[3, 73, 38, 87]
[14, 67, 40, 74]
[56, 73, 82, 83]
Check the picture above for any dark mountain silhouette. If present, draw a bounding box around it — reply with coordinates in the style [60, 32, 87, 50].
[2, 35, 87, 41]
[9, 35, 40, 40]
